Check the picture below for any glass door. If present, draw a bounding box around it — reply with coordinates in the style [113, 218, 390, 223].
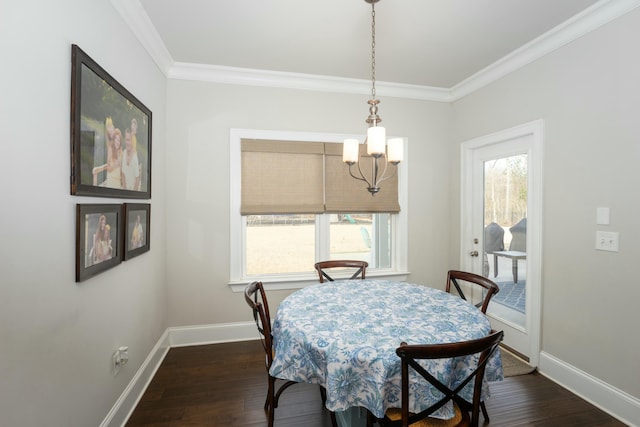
[461, 120, 543, 364]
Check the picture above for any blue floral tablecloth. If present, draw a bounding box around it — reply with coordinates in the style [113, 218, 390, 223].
[269, 279, 503, 419]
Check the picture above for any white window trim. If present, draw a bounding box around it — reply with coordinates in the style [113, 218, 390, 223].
[229, 128, 409, 292]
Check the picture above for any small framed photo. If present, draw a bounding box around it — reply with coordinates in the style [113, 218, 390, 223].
[76, 204, 123, 282]
[123, 203, 150, 260]
[70, 44, 152, 199]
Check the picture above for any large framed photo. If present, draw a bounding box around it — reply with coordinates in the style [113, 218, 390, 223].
[71, 44, 152, 199]
[76, 204, 123, 282]
[123, 203, 150, 260]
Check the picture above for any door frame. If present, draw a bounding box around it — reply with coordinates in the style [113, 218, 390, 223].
[460, 120, 543, 366]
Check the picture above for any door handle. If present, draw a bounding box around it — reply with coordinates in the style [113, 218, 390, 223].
[469, 250, 479, 257]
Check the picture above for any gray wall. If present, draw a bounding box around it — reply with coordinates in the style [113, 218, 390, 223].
[0, 1, 168, 426]
[451, 8, 640, 397]
[164, 80, 453, 325]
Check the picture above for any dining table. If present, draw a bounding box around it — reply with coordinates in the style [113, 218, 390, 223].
[269, 279, 503, 424]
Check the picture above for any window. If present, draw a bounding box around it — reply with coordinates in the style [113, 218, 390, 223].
[230, 129, 408, 290]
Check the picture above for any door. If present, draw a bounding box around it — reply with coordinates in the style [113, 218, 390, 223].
[460, 120, 543, 365]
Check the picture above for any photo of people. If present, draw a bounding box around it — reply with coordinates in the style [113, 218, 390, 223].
[89, 114, 146, 192]
[85, 212, 117, 267]
[124, 204, 150, 260]
[129, 212, 144, 250]
[76, 204, 123, 282]
[72, 45, 151, 199]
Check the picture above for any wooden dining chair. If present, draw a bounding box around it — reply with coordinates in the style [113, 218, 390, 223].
[446, 270, 500, 314]
[314, 260, 368, 283]
[372, 330, 504, 427]
[244, 281, 337, 427]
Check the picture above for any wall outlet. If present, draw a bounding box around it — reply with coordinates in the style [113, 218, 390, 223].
[595, 231, 619, 252]
[112, 346, 129, 376]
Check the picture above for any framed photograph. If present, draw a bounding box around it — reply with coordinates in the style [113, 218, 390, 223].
[123, 203, 151, 260]
[76, 204, 123, 282]
[71, 44, 152, 199]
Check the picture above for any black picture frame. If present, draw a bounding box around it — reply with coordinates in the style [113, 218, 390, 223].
[123, 203, 151, 260]
[71, 44, 152, 199]
[76, 204, 123, 282]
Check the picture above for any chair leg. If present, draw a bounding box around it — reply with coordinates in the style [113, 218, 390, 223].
[319, 386, 338, 427]
[265, 377, 275, 427]
[265, 377, 274, 411]
[366, 410, 378, 427]
[330, 411, 338, 427]
[267, 403, 275, 427]
[480, 401, 490, 422]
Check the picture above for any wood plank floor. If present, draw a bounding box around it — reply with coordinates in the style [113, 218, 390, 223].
[126, 340, 626, 426]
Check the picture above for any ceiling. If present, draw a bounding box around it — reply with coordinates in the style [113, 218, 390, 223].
[136, 0, 602, 90]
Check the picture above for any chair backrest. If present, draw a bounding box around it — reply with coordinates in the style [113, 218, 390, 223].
[446, 270, 500, 314]
[244, 281, 274, 368]
[509, 218, 527, 252]
[395, 330, 504, 427]
[314, 260, 368, 283]
[484, 222, 504, 254]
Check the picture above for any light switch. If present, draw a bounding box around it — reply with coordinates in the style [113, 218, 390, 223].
[596, 207, 610, 225]
[595, 231, 619, 252]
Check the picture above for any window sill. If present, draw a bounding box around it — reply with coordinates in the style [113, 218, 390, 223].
[228, 270, 410, 292]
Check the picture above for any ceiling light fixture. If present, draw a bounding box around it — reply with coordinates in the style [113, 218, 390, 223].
[343, 0, 403, 196]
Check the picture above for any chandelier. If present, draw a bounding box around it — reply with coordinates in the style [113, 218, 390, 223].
[342, 0, 403, 196]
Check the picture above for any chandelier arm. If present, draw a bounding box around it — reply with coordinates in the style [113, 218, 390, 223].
[348, 162, 373, 187]
[372, 154, 389, 188]
[374, 158, 398, 186]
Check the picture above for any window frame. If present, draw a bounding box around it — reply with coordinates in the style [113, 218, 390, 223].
[229, 128, 409, 292]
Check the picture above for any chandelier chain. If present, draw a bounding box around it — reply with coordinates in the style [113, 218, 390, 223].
[371, 2, 376, 100]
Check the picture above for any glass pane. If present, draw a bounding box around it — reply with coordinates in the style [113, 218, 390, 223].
[329, 213, 391, 268]
[375, 213, 392, 269]
[246, 214, 315, 275]
[483, 154, 527, 326]
[329, 214, 372, 264]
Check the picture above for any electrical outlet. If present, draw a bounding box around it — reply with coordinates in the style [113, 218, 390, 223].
[112, 346, 129, 376]
[112, 351, 122, 376]
[595, 231, 619, 252]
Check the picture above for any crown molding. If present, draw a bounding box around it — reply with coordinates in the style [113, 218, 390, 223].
[113, 0, 640, 102]
[110, 0, 174, 75]
[449, 0, 640, 100]
[168, 62, 452, 101]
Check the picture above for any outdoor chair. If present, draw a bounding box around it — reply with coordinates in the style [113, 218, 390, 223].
[315, 260, 368, 283]
[483, 222, 504, 278]
[492, 218, 527, 283]
[508, 218, 527, 252]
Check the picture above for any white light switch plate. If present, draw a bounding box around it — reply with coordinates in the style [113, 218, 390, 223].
[595, 231, 619, 252]
[596, 207, 610, 225]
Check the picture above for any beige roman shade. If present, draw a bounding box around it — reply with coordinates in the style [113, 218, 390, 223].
[241, 140, 325, 214]
[241, 139, 400, 215]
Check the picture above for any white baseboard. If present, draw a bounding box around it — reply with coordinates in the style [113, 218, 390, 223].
[168, 321, 259, 347]
[100, 322, 259, 427]
[539, 351, 639, 427]
[100, 329, 171, 427]
[101, 324, 640, 427]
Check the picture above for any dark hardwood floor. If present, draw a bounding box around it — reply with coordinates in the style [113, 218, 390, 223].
[126, 341, 626, 427]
